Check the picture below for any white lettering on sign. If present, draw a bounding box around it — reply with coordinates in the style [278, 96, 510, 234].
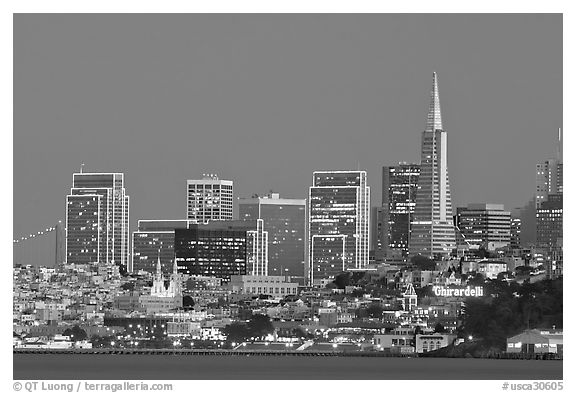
[432, 286, 484, 297]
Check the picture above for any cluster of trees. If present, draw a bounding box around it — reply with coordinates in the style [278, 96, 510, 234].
[221, 314, 275, 342]
[460, 278, 563, 350]
[63, 325, 87, 341]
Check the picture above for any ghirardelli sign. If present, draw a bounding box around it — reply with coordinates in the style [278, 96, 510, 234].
[432, 286, 484, 297]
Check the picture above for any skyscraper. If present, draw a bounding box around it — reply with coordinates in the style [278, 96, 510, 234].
[66, 172, 130, 267]
[132, 219, 193, 275]
[247, 219, 269, 276]
[536, 194, 563, 251]
[381, 163, 420, 258]
[409, 73, 456, 259]
[186, 174, 233, 222]
[174, 221, 257, 282]
[536, 129, 563, 208]
[309, 170, 370, 282]
[239, 193, 306, 277]
[455, 204, 511, 250]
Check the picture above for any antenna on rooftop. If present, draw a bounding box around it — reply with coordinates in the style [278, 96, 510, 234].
[80, 162, 85, 173]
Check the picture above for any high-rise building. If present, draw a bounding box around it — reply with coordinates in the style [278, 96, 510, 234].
[536, 129, 563, 208]
[510, 216, 522, 249]
[381, 163, 420, 258]
[536, 194, 563, 251]
[308, 170, 370, 282]
[409, 72, 456, 259]
[239, 193, 306, 277]
[132, 219, 194, 275]
[174, 220, 260, 282]
[66, 172, 130, 267]
[55, 220, 65, 267]
[247, 219, 268, 276]
[371, 206, 385, 261]
[186, 174, 233, 222]
[455, 204, 511, 250]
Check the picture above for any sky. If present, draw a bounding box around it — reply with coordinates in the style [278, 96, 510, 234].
[12, 14, 562, 265]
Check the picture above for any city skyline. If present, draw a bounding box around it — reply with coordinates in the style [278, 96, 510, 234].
[13, 14, 562, 265]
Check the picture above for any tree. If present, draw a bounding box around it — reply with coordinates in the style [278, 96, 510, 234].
[467, 272, 485, 286]
[63, 325, 87, 341]
[333, 272, 351, 289]
[121, 282, 135, 291]
[247, 314, 275, 338]
[183, 295, 195, 310]
[222, 322, 251, 342]
[411, 255, 436, 271]
[433, 322, 446, 333]
[366, 303, 384, 319]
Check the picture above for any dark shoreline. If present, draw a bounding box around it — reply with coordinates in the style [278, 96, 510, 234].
[13, 348, 562, 360]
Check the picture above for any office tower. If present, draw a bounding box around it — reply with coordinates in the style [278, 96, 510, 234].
[371, 206, 385, 261]
[536, 129, 563, 208]
[247, 219, 268, 276]
[536, 194, 563, 250]
[174, 220, 260, 282]
[186, 174, 233, 222]
[409, 72, 456, 259]
[54, 220, 65, 267]
[510, 216, 522, 249]
[132, 219, 194, 275]
[455, 204, 511, 250]
[381, 163, 420, 258]
[66, 172, 130, 267]
[308, 170, 370, 282]
[239, 193, 306, 277]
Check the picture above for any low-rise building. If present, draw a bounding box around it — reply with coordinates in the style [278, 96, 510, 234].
[415, 333, 456, 353]
[229, 275, 298, 297]
[477, 260, 508, 279]
[506, 329, 563, 356]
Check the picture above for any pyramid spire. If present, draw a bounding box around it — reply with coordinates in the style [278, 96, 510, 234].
[426, 71, 443, 132]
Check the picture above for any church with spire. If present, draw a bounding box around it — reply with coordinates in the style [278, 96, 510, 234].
[139, 255, 183, 313]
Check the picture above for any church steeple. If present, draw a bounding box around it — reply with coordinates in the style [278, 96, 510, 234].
[426, 72, 443, 132]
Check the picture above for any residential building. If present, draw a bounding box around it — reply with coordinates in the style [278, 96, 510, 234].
[409, 73, 456, 259]
[66, 172, 129, 267]
[308, 170, 370, 282]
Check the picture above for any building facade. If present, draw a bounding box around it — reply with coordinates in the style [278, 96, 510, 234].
[174, 221, 260, 282]
[381, 163, 420, 258]
[239, 193, 306, 277]
[66, 172, 129, 267]
[409, 73, 456, 259]
[186, 175, 233, 222]
[536, 129, 562, 209]
[131, 220, 194, 275]
[536, 194, 563, 251]
[247, 219, 269, 276]
[308, 170, 370, 282]
[455, 204, 511, 250]
[228, 275, 298, 297]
